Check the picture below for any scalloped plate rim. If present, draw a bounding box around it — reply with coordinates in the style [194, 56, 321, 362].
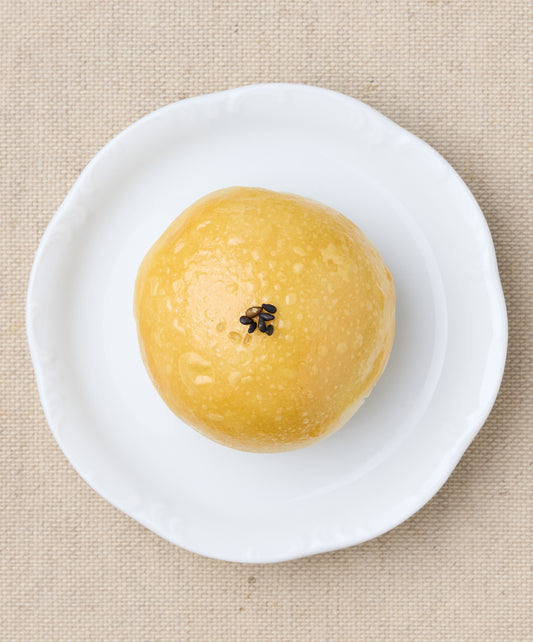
[26, 84, 508, 563]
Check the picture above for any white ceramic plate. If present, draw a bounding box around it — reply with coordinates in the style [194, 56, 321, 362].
[27, 84, 507, 563]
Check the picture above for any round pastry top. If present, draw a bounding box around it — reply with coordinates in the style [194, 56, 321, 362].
[134, 187, 395, 452]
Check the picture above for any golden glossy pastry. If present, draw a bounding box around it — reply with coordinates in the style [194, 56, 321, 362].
[134, 187, 395, 452]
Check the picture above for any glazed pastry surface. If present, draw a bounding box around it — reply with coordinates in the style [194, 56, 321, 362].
[134, 187, 395, 452]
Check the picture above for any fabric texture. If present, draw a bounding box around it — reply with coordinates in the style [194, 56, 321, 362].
[1, 1, 531, 640]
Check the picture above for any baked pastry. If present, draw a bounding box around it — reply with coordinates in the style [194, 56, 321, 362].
[134, 187, 395, 452]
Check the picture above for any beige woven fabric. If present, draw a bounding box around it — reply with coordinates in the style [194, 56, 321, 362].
[1, 1, 531, 640]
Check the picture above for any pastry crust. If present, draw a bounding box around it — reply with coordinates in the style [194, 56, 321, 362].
[134, 187, 395, 452]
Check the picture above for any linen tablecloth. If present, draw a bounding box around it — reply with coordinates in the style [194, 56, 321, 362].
[1, 2, 531, 640]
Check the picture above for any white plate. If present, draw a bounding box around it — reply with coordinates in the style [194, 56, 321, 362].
[27, 84, 507, 563]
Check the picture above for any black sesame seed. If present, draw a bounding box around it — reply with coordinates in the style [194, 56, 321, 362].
[240, 316, 252, 325]
[266, 325, 274, 336]
[262, 303, 277, 314]
[259, 312, 275, 322]
[248, 321, 257, 333]
[258, 316, 267, 332]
